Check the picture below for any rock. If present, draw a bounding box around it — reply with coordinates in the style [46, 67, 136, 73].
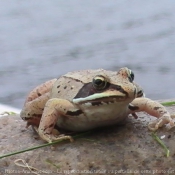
[0, 101, 175, 175]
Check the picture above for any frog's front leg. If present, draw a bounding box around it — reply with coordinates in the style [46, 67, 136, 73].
[129, 97, 174, 131]
[38, 98, 79, 143]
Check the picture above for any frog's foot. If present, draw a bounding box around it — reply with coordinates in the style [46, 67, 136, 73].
[148, 115, 175, 131]
[34, 126, 73, 143]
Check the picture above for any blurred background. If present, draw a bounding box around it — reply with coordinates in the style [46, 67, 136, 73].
[0, 0, 175, 110]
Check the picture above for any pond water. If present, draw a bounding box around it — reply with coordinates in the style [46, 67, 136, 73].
[0, 0, 175, 108]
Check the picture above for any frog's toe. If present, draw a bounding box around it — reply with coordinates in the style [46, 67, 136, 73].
[50, 135, 74, 143]
[148, 116, 175, 131]
[41, 133, 74, 143]
[148, 119, 163, 131]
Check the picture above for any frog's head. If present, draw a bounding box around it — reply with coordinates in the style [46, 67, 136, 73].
[73, 67, 144, 105]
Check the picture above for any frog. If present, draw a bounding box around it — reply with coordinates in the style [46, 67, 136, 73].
[20, 67, 174, 143]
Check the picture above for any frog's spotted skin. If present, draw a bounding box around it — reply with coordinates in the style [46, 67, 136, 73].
[20, 67, 174, 143]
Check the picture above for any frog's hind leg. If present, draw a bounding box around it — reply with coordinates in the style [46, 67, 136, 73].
[20, 79, 57, 127]
[38, 98, 78, 143]
[24, 79, 57, 104]
[129, 97, 174, 131]
[21, 92, 51, 127]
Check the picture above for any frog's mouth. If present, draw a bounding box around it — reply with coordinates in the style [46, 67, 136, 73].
[73, 91, 128, 105]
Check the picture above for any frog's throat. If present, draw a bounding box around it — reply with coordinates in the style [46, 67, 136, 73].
[73, 92, 127, 104]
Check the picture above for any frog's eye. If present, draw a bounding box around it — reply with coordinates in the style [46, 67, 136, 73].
[93, 75, 107, 90]
[128, 69, 134, 82]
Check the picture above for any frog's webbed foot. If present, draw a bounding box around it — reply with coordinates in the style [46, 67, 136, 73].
[38, 98, 79, 143]
[130, 97, 175, 131]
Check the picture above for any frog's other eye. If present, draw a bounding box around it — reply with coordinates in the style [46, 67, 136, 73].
[93, 75, 107, 90]
[128, 69, 134, 82]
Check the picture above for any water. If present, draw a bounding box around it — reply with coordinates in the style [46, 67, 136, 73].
[0, 0, 175, 109]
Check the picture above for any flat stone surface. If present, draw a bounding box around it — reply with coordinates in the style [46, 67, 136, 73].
[0, 100, 175, 175]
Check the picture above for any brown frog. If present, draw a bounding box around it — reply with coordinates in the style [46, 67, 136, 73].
[20, 67, 174, 143]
